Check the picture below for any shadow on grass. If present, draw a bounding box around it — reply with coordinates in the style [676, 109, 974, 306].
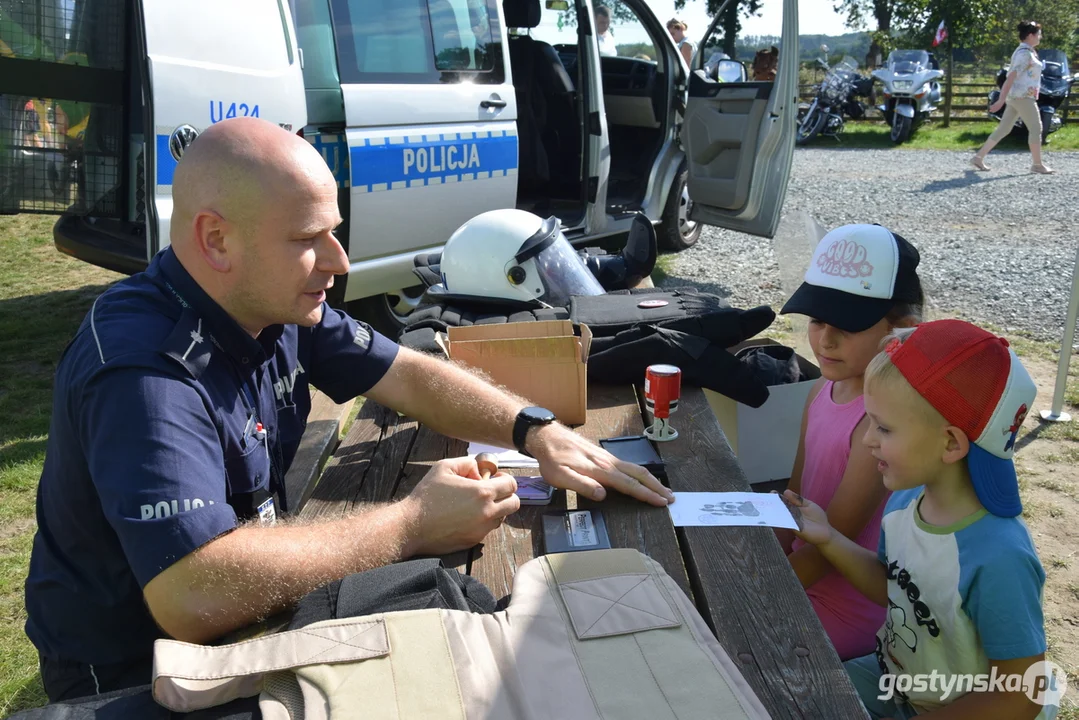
[0, 284, 112, 448]
[4, 672, 46, 716]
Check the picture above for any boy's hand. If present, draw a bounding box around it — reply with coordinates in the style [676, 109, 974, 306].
[782, 490, 835, 546]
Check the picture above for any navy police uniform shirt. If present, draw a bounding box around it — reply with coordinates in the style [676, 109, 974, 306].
[24, 247, 398, 666]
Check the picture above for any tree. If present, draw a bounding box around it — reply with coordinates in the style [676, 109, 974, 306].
[558, 1, 638, 30]
[833, 0, 899, 65]
[978, 0, 1079, 63]
[674, 0, 763, 59]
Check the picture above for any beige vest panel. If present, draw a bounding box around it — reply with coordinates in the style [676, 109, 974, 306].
[152, 549, 770, 719]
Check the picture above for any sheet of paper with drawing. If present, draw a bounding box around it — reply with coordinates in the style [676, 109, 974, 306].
[668, 492, 800, 529]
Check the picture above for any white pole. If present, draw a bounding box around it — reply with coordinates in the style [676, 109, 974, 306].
[1041, 244, 1079, 423]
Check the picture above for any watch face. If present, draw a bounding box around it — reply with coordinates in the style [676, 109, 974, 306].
[522, 406, 556, 423]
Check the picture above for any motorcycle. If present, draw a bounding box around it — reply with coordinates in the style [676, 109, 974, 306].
[796, 51, 874, 145]
[872, 49, 944, 143]
[988, 48, 1078, 144]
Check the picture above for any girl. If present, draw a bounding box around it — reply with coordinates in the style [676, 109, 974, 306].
[775, 223, 924, 660]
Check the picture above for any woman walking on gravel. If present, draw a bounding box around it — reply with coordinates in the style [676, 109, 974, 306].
[971, 20, 1053, 174]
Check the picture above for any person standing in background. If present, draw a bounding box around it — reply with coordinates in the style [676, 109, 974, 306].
[972, 20, 1053, 174]
[595, 5, 617, 57]
[666, 18, 695, 66]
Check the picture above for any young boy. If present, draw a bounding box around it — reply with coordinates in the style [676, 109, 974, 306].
[785, 320, 1058, 720]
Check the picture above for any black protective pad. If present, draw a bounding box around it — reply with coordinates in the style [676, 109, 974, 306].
[289, 558, 497, 630]
[737, 344, 807, 386]
[587, 323, 773, 408]
[8, 686, 260, 719]
[600, 436, 665, 473]
[543, 510, 612, 553]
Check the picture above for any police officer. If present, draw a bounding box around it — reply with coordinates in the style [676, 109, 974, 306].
[24, 117, 672, 703]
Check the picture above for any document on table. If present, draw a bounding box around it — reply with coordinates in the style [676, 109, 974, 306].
[466, 442, 539, 468]
[668, 492, 800, 530]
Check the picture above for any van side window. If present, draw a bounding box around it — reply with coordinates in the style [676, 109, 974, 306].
[330, 0, 504, 84]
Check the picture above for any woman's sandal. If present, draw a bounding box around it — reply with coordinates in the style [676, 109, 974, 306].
[1031, 164, 1055, 175]
[970, 156, 990, 171]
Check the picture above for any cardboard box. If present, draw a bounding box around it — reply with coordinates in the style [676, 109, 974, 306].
[704, 339, 821, 485]
[442, 321, 592, 426]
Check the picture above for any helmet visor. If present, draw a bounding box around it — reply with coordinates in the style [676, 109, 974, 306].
[509, 217, 604, 306]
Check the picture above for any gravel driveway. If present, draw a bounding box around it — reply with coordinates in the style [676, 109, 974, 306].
[663, 147, 1079, 341]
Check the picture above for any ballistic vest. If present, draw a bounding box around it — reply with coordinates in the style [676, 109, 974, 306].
[150, 549, 770, 720]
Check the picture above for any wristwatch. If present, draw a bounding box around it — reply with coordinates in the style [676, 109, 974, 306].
[512, 406, 557, 456]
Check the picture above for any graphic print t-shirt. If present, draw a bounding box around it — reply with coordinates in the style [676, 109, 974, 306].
[875, 488, 1046, 713]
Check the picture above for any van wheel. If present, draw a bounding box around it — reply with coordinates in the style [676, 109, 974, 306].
[348, 286, 426, 339]
[658, 167, 700, 251]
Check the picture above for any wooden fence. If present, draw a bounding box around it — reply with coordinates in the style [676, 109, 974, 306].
[797, 58, 1078, 125]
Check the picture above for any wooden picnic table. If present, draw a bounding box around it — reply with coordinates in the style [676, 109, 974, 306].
[296, 383, 868, 719]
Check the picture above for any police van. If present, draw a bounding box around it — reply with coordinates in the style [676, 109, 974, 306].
[0, 0, 797, 333]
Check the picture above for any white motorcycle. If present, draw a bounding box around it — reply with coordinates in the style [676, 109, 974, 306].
[871, 49, 944, 143]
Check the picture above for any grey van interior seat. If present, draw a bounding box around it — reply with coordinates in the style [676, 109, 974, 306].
[503, 0, 579, 199]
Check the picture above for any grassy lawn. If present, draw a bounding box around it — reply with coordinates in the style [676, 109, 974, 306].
[803, 119, 1079, 151]
[0, 215, 121, 715]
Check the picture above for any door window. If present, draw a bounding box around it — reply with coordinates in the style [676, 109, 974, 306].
[330, 0, 504, 84]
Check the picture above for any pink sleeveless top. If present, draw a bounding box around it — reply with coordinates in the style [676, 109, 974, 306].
[791, 381, 888, 660]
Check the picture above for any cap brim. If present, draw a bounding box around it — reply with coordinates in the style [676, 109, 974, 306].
[779, 282, 894, 333]
[967, 443, 1023, 517]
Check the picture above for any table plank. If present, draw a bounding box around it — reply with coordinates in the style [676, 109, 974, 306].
[391, 424, 473, 573]
[656, 386, 868, 719]
[299, 401, 418, 520]
[574, 385, 693, 599]
[467, 385, 693, 600]
[281, 391, 355, 515]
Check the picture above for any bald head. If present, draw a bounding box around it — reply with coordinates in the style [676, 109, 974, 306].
[170, 118, 333, 252]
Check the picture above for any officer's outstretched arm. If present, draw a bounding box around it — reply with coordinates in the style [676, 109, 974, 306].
[366, 347, 673, 507]
[143, 458, 518, 644]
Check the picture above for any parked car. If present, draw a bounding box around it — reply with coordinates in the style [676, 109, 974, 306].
[3, 0, 799, 334]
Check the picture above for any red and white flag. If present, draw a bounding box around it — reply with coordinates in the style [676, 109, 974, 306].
[932, 20, 948, 47]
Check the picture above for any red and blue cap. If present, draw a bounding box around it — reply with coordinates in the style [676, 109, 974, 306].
[886, 320, 1037, 517]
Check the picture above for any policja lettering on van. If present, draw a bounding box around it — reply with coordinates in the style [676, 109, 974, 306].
[403, 142, 481, 176]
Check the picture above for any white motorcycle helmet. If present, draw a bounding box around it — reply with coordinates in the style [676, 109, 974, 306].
[439, 209, 604, 306]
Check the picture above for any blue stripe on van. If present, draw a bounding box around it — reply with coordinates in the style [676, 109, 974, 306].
[156, 134, 178, 186]
[350, 132, 518, 192]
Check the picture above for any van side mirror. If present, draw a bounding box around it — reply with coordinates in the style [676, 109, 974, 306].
[714, 59, 748, 83]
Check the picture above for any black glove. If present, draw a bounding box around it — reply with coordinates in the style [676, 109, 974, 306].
[586, 306, 777, 408]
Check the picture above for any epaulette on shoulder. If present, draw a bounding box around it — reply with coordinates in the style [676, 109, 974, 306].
[161, 308, 212, 378]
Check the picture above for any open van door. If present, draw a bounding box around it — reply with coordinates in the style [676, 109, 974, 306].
[680, 0, 796, 238]
[140, 0, 307, 251]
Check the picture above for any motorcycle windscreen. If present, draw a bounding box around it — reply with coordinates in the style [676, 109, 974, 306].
[680, 0, 798, 238]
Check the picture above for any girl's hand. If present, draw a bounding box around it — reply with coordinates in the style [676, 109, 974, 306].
[990, 98, 1006, 113]
[781, 490, 835, 546]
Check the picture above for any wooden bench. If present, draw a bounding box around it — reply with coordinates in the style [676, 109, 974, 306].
[294, 384, 868, 719]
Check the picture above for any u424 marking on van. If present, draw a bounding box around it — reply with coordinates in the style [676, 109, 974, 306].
[210, 101, 260, 123]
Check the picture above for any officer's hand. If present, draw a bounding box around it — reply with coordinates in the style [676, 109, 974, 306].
[402, 457, 520, 556]
[528, 424, 674, 507]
